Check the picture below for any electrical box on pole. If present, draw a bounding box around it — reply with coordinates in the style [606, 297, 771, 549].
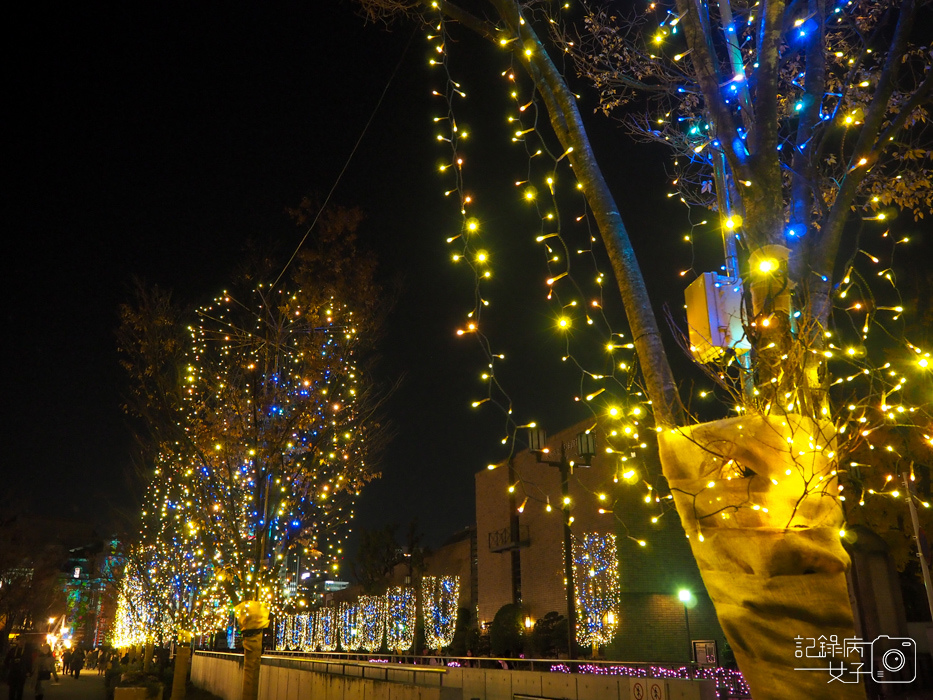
[684, 273, 750, 363]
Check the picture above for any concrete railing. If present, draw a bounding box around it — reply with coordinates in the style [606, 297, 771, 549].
[191, 651, 718, 700]
[191, 651, 244, 700]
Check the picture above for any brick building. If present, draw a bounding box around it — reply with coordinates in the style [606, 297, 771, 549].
[424, 526, 477, 612]
[475, 419, 727, 663]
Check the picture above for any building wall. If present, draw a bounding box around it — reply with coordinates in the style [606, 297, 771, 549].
[475, 419, 728, 662]
[423, 528, 476, 612]
[613, 492, 726, 663]
[476, 421, 619, 627]
[475, 462, 516, 627]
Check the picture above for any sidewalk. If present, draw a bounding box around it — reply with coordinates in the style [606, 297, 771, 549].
[1, 672, 108, 699]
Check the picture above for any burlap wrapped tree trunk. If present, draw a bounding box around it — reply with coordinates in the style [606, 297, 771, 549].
[170, 632, 192, 700]
[235, 601, 270, 700]
[658, 414, 865, 699]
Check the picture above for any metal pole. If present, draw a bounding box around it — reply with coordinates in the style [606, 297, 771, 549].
[560, 447, 576, 658]
[903, 469, 933, 620]
[508, 458, 521, 605]
[713, 149, 739, 281]
[684, 604, 692, 662]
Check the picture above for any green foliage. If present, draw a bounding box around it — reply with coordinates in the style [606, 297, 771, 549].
[489, 603, 524, 657]
[449, 606, 479, 656]
[528, 611, 568, 658]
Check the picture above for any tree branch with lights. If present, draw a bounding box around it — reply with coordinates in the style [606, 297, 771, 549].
[117, 205, 390, 682]
[357, 0, 931, 695]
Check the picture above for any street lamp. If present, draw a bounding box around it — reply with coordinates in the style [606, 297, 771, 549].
[46, 617, 57, 648]
[678, 589, 693, 661]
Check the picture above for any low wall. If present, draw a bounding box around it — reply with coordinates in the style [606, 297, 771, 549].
[191, 652, 717, 700]
[191, 652, 243, 700]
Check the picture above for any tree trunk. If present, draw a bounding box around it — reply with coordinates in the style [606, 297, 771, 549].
[658, 414, 865, 699]
[390, 5, 874, 699]
[235, 600, 270, 700]
[489, 0, 684, 428]
[169, 644, 191, 700]
[241, 633, 262, 700]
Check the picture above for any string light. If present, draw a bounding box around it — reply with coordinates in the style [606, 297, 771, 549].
[573, 533, 620, 646]
[422, 575, 460, 649]
[312, 607, 338, 652]
[385, 586, 417, 652]
[338, 601, 361, 651]
[359, 595, 387, 652]
[118, 271, 378, 642]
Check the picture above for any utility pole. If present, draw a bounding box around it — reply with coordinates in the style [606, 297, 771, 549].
[528, 428, 597, 658]
[507, 458, 522, 606]
[558, 443, 576, 658]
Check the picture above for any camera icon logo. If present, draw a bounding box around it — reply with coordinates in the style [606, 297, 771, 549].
[871, 636, 916, 683]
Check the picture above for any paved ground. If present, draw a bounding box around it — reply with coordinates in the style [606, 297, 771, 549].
[2, 672, 107, 699]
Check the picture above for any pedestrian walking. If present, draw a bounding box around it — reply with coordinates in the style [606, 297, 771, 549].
[33, 645, 54, 700]
[69, 646, 86, 678]
[48, 647, 58, 685]
[2, 638, 32, 700]
[60, 649, 71, 677]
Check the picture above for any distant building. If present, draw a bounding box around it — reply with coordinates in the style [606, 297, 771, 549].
[62, 538, 121, 647]
[0, 515, 121, 649]
[426, 526, 477, 614]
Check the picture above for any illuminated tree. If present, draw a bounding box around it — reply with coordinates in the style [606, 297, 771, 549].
[312, 607, 339, 651]
[357, 0, 931, 695]
[112, 541, 181, 648]
[358, 594, 387, 651]
[116, 474, 226, 645]
[337, 600, 361, 650]
[119, 205, 388, 696]
[572, 533, 619, 649]
[421, 575, 460, 650]
[385, 586, 418, 651]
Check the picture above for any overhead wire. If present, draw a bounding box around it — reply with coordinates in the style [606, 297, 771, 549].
[272, 27, 416, 290]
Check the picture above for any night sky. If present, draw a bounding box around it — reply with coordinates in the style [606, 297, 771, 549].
[6, 1, 689, 561]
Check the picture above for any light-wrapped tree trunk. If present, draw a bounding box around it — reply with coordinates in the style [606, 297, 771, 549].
[169, 632, 191, 700]
[658, 414, 864, 699]
[235, 601, 270, 700]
